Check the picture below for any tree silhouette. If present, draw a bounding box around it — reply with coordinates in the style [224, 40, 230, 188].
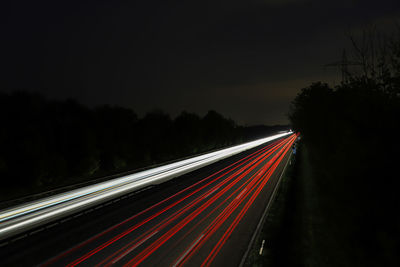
[289, 28, 400, 266]
[0, 93, 286, 202]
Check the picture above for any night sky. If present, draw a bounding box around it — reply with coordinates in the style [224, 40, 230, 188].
[1, 0, 400, 125]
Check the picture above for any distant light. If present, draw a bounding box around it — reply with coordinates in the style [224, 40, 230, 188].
[0, 132, 293, 240]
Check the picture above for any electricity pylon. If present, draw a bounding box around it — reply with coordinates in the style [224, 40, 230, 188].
[325, 49, 363, 83]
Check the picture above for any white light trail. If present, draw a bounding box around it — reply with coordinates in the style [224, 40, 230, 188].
[0, 132, 292, 241]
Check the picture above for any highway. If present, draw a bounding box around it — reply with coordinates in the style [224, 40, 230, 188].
[0, 133, 296, 266]
[0, 132, 290, 240]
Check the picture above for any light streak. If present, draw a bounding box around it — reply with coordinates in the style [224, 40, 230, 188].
[44, 139, 279, 266]
[176, 135, 296, 266]
[200, 136, 296, 266]
[122, 136, 293, 266]
[76, 138, 286, 267]
[0, 132, 292, 241]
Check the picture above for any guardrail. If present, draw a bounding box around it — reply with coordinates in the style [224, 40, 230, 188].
[0, 132, 292, 241]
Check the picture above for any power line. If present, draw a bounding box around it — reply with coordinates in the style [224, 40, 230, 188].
[325, 49, 363, 83]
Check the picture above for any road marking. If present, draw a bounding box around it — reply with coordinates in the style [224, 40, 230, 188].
[239, 149, 293, 267]
[11, 234, 27, 242]
[46, 222, 58, 228]
[236, 188, 248, 200]
[30, 228, 44, 235]
[259, 240, 265, 255]
[173, 234, 204, 267]
[0, 241, 9, 248]
[0, 133, 291, 240]
[111, 231, 158, 264]
[203, 187, 219, 199]
[61, 218, 71, 223]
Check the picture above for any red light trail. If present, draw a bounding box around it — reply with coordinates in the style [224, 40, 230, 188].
[43, 134, 296, 267]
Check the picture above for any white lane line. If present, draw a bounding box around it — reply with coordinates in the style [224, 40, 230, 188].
[11, 234, 27, 242]
[173, 234, 204, 267]
[0, 133, 290, 224]
[30, 228, 44, 235]
[203, 187, 219, 199]
[236, 188, 248, 200]
[61, 218, 71, 223]
[259, 240, 265, 255]
[239, 149, 293, 267]
[257, 166, 268, 177]
[111, 231, 159, 264]
[46, 222, 58, 228]
[0, 132, 292, 241]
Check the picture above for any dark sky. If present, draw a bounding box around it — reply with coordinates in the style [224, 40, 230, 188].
[1, 0, 400, 125]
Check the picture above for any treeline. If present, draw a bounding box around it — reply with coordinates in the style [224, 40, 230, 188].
[0, 91, 288, 201]
[289, 29, 400, 266]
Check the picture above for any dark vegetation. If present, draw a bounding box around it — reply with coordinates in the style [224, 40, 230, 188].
[0, 92, 288, 202]
[244, 145, 301, 267]
[289, 29, 400, 266]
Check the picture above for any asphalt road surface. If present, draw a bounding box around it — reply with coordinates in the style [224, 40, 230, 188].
[0, 133, 296, 266]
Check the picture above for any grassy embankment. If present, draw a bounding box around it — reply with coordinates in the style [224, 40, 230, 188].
[245, 142, 331, 267]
